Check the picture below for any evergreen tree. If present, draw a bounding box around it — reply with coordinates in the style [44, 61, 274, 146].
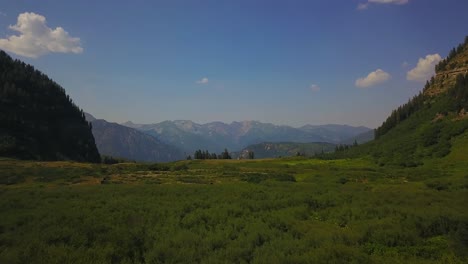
[221, 149, 231, 159]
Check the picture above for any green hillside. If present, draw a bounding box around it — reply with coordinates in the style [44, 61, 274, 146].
[327, 37, 468, 167]
[0, 51, 101, 162]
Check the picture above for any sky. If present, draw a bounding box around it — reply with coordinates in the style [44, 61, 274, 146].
[1, 0, 467, 128]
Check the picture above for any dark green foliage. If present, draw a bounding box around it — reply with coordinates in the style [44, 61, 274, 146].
[194, 149, 218, 159]
[1, 150, 468, 263]
[334, 143, 354, 152]
[171, 163, 189, 171]
[241, 173, 296, 183]
[148, 163, 171, 171]
[0, 50, 100, 162]
[425, 179, 451, 191]
[102, 155, 134, 164]
[194, 149, 231, 160]
[375, 91, 425, 139]
[0, 174, 25, 185]
[449, 74, 468, 111]
[0, 157, 467, 263]
[221, 148, 232, 159]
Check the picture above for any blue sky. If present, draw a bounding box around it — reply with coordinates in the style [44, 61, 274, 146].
[1, 0, 467, 128]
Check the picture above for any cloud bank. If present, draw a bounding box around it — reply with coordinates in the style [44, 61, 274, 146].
[358, 0, 409, 10]
[355, 69, 391, 88]
[0, 12, 83, 58]
[406, 54, 442, 82]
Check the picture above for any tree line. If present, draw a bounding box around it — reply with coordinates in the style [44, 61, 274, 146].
[334, 140, 359, 152]
[189, 148, 233, 160]
[435, 36, 468, 73]
[374, 91, 425, 139]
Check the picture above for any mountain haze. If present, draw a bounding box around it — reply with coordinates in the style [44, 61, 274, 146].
[121, 120, 371, 154]
[342, 130, 375, 145]
[86, 114, 184, 162]
[299, 124, 371, 143]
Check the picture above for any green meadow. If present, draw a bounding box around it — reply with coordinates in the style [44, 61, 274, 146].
[1, 140, 467, 264]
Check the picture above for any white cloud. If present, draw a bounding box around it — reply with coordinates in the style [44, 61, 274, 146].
[358, 0, 409, 10]
[0, 12, 83, 58]
[310, 84, 320, 92]
[196, 77, 209, 84]
[406, 54, 442, 82]
[357, 3, 369, 10]
[355, 69, 391, 88]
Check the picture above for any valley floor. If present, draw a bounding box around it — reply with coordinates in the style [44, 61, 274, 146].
[0, 154, 467, 263]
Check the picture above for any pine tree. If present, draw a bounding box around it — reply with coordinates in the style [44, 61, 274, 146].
[221, 149, 231, 159]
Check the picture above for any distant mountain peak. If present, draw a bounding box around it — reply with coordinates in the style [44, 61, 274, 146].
[122, 120, 135, 125]
[84, 112, 96, 122]
[121, 121, 142, 129]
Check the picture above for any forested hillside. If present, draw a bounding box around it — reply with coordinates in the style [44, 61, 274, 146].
[0, 51, 101, 162]
[327, 37, 468, 166]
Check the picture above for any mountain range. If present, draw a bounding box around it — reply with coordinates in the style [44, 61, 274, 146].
[85, 113, 184, 162]
[121, 120, 372, 154]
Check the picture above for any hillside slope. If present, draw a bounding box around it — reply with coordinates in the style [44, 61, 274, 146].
[86, 114, 184, 162]
[0, 51, 101, 162]
[331, 37, 468, 166]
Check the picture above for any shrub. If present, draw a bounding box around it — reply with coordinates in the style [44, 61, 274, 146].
[148, 163, 170, 171]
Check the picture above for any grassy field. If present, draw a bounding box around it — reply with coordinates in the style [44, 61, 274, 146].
[1, 153, 467, 263]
